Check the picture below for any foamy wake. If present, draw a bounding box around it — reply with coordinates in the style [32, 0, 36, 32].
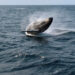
[44, 28, 69, 36]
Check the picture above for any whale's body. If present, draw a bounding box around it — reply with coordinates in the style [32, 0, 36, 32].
[25, 17, 53, 36]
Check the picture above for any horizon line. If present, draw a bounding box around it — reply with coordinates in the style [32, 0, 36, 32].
[0, 4, 75, 5]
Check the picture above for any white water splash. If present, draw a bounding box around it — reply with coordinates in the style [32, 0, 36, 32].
[44, 28, 69, 36]
[21, 11, 75, 36]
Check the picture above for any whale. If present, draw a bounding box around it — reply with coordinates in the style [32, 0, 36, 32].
[25, 17, 53, 36]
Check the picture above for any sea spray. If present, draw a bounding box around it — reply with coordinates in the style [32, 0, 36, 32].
[21, 11, 75, 36]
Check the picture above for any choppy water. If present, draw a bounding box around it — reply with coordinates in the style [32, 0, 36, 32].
[0, 5, 75, 75]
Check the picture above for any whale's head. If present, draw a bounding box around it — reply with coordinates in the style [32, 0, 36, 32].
[26, 17, 53, 36]
[37, 17, 53, 32]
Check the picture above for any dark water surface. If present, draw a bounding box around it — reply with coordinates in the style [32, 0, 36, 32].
[0, 5, 75, 75]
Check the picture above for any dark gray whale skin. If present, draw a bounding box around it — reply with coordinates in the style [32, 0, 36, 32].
[25, 17, 53, 36]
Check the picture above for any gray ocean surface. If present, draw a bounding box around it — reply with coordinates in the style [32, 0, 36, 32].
[0, 5, 75, 75]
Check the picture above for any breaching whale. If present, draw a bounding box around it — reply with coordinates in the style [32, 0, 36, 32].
[25, 17, 53, 36]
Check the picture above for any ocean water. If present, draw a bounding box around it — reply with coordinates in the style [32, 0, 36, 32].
[0, 5, 75, 75]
